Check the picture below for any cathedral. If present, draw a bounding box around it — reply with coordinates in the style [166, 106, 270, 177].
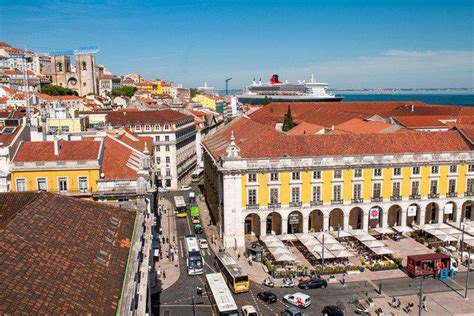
[50, 54, 101, 96]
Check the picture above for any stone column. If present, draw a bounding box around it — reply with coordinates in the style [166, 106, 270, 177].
[343, 214, 350, 231]
[260, 217, 267, 237]
[419, 206, 426, 228]
[363, 212, 369, 232]
[381, 208, 388, 228]
[303, 216, 309, 234]
[401, 209, 407, 227]
[281, 217, 288, 235]
[323, 215, 330, 232]
[455, 203, 462, 226]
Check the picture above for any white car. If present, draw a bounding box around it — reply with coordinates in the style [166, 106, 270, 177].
[158, 187, 170, 193]
[284, 293, 311, 309]
[241, 305, 257, 316]
[179, 186, 192, 191]
[199, 238, 209, 249]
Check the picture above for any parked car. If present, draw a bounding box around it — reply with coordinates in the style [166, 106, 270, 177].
[283, 292, 311, 308]
[257, 291, 277, 304]
[298, 278, 328, 289]
[322, 305, 345, 316]
[179, 185, 192, 191]
[194, 223, 203, 234]
[198, 238, 209, 249]
[158, 187, 170, 193]
[241, 305, 258, 316]
[281, 307, 304, 316]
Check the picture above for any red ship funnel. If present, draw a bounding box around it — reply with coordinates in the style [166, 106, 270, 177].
[270, 74, 282, 84]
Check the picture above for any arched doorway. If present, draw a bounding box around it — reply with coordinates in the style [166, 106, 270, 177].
[349, 207, 363, 230]
[368, 206, 383, 228]
[244, 213, 261, 236]
[443, 201, 457, 223]
[406, 204, 420, 226]
[266, 212, 282, 235]
[388, 205, 402, 227]
[287, 211, 303, 234]
[425, 202, 440, 224]
[308, 210, 324, 232]
[461, 200, 473, 222]
[329, 208, 344, 231]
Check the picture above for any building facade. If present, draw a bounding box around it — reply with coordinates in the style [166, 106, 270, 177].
[107, 109, 197, 189]
[50, 54, 98, 96]
[203, 117, 474, 248]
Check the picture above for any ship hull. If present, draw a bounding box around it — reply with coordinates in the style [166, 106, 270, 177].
[236, 95, 343, 105]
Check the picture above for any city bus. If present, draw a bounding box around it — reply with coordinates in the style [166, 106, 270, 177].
[174, 195, 187, 218]
[206, 273, 239, 316]
[214, 252, 250, 293]
[191, 168, 204, 183]
[184, 236, 203, 275]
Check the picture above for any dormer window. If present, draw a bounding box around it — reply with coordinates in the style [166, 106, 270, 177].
[135, 124, 141, 131]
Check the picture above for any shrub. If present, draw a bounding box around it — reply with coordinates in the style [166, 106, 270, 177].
[262, 256, 276, 274]
[393, 257, 403, 265]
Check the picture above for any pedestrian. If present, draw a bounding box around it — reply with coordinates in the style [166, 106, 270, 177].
[422, 297, 428, 311]
[237, 252, 241, 260]
[166, 237, 169, 244]
[162, 237, 166, 244]
[163, 270, 166, 279]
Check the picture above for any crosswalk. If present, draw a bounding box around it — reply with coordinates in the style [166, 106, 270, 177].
[201, 248, 212, 256]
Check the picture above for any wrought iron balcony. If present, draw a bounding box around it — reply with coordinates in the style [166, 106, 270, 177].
[351, 198, 363, 204]
[331, 199, 343, 205]
[268, 202, 281, 209]
[390, 195, 402, 201]
[310, 200, 323, 206]
[447, 192, 458, 198]
[371, 196, 383, 202]
[289, 201, 302, 207]
[465, 191, 474, 197]
[410, 194, 421, 200]
[428, 193, 439, 199]
[246, 204, 259, 209]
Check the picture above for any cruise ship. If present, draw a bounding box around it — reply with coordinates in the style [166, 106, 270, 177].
[236, 74, 343, 105]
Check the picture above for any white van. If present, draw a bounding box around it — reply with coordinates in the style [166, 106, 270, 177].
[283, 292, 311, 309]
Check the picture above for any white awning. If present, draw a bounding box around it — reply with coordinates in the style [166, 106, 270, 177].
[273, 253, 296, 262]
[330, 230, 352, 238]
[278, 234, 297, 241]
[349, 229, 367, 236]
[392, 226, 414, 234]
[332, 249, 355, 258]
[373, 227, 395, 235]
[363, 240, 385, 248]
[370, 247, 394, 255]
[435, 234, 457, 242]
[268, 247, 289, 255]
[326, 243, 346, 251]
[356, 234, 376, 241]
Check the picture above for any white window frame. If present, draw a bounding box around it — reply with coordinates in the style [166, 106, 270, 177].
[447, 178, 457, 194]
[332, 184, 342, 201]
[313, 170, 321, 180]
[392, 181, 401, 197]
[154, 124, 160, 131]
[411, 180, 420, 196]
[468, 165, 474, 173]
[393, 167, 401, 176]
[291, 171, 300, 181]
[354, 169, 362, 178]
[144, 124, 151, 131]
[312, 185, 322, 202]
[430, 179, 438, 194]
[248, 173, 257, 183]
[36, 177, 47, 191]
[333, 169, 342, 179]
[247, 188, 258, 205]
[134, 124, 141, 132]
[58, 177, 68, 193]
[372, 182, 382, 198]
[412, 166, 420, 176]
[270, 172, 279, 182]
[449, 165, 458, 174]
[291, 186, 301, 203]
[16, 178, 27, 192]
[353, 183, 362, 200]
[78, 176, 89, 193]
[269, 187, 279, 205]
[431, 165, 439, 175]
[467, 178, 474, 193]
[373, 168, 382, 178]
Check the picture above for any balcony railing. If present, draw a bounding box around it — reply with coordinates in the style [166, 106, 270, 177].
[371, 196, 383, 202]
[410, 194, 421, 200]
[429, 193, 439, 199]
[268, 202, 281, 209]
[289, 201, 302, 207]
[390, 195, 402, 201]
[351, 198, 363, 204]
[447, 192, 458, 198]
[310, 200, 323, 206]
[331, 199, 343, 205]
[465, 191, 474, 197]
[246, 204, 259, 209]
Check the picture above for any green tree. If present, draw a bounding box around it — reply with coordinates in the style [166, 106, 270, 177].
[282, 105, 296, 132]
[112, 85, 138, 98]
[190, 88, 199, 98]
[263, 96, 272, 105]
[41, 85, 78, 96]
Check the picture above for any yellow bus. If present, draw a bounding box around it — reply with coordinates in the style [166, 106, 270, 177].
[214, 252, 249, 293]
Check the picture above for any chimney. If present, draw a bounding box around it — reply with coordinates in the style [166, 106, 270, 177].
[54, 138, 60, 155]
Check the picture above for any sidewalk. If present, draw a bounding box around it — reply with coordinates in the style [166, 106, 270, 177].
[155, 196, 180, 290]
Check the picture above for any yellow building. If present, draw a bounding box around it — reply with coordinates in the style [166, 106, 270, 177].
[11, 139, 101, 196]
[192, 94, 225, 113]
[203, 116, 474, 248]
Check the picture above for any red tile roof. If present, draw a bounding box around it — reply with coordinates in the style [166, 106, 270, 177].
[287, 122, 325, 135]
[334, 118, 402, 134]
[101, 136, 142, 180]
[0, 125, 23, 147]
[392, 115, 452, 128]
[14, 140, 101, 162]
[204, 116, 471, 160]
[107, 109, 193, 125]
[0, 191, 135, 314]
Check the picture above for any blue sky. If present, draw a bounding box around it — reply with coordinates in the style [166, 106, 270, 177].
[1, 0, 473, 89]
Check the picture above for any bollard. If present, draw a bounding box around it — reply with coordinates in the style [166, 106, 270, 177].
[378, 283, 382, 295]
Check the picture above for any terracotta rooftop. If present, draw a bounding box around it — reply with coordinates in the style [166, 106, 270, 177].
[0, 125, 23, 147]
[107, 109, 193, 125]
[13, 139, 102, 162]
[101, 136, 145, 180]
[287, 121, 325, 135]
[204, 116, 471, 160]
[0, 192, 135, 314]
[392, 115, 452, 128]
[334, 118, 402, 134]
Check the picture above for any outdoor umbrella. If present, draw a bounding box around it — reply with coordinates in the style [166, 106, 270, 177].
[326, 243, 346, 251]
[330, 230, 352, 238]
[356, 234, 376, 242]
[373, 227, 395, 235]
[332, 249, 355, 258]
[363, 240, 385, 248]
[278, 234, 296, 241]
[370, 247, 394, 255]
[268, 247, 289, 255]
[392, 226, 414, 234]
[302, 239, 319, 248]
[261, 235, 278, 242]
[264, 240, 284, 248]
[427, 229, 447, 236]
[298, 234, 316, 242]
[436, 234, 457, 243]
[349, 229, 367, 236]
[310, 244, 324, 252]
[274, 253, 296, 262]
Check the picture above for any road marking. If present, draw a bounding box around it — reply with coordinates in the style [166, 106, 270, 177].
[161, 304, 212, 307]
[179, 238, 184, 258]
